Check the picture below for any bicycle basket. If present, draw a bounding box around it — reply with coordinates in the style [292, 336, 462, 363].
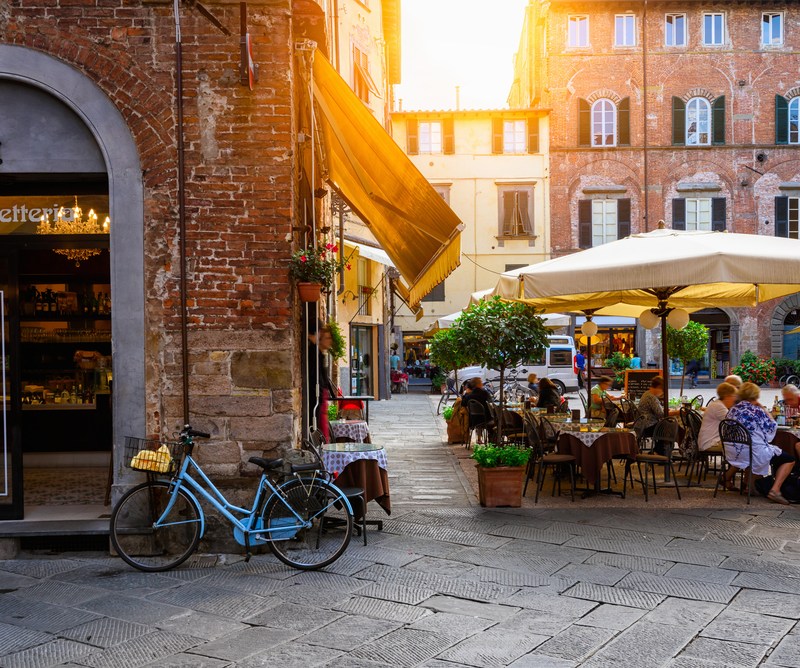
[124, 437, 182, 474]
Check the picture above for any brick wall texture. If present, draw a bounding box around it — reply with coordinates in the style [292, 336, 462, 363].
[528, 1, 800, 359]
[2, 0, 305, 474]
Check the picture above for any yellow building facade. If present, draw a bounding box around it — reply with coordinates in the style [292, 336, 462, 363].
[390, 110, 551, 352]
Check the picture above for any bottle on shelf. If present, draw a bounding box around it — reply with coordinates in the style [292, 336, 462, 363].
[93, 292, 101, 316]
[60, 386, 70, 403]
[69, 384, 78, 404]
[103, 293, 111, 315]
[35, 289, 43, 315]
[773, 395, 780, 417]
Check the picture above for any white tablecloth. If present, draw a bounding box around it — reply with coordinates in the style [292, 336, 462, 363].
[330, 420, 370, 443]
[564, 430, 633, 448]
[323, 445, 388, 474]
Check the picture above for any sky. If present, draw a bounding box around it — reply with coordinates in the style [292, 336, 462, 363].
[394, 0, 529, 111]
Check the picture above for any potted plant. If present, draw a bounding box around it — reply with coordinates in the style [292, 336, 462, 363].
[732, 350, 777, 387]
[471, 443, 531, 507]
[288, 243, 341, 301]
[664, 321, 710, 395]
[604, 351, 632, 390]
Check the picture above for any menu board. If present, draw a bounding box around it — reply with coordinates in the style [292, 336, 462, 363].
[625, 369, 662, 402]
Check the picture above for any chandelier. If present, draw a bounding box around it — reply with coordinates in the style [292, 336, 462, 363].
[36, 197, 110, 266]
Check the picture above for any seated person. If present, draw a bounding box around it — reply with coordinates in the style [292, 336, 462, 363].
[637, 377, 678, 439]
[536, 378, 562, 411]
[724, 374, 743, 389]
[590, 376, 621, 418]
[462, 377, 493, 428]
[527, 373, 539, 393]
[726, 382, 795, 504]
[698, 382, 737, 452]
[630, 351, 642, 370]
[781, 384, 800, 418]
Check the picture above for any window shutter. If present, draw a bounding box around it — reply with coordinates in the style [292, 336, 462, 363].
[578, 98, 591, 146]
[442, 117, 455, 154]
[776, 95, 789, 145]
[502, 191, 516, 235]
[407, 119, 418, 154]
[711, 197, 726, 231]
[712, 96, 725, 145]
[492, 118, 504, 154]
[672, 97, 686, 146]
[775, 196, 789, 237]
[518, 190, 533, 235]
[527, 117, 539, 153]
[672, 198, 686, 230]
[618, 97, 630, 146]
[578, 199, 592, 248]
[617, 198, 631, 238]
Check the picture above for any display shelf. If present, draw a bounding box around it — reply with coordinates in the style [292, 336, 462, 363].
[20, 314, 111, 322]
[22, 403, 96, 411]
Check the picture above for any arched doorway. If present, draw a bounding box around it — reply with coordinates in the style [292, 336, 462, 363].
[771, 293, 800, 360]
[0, 45, 145, 521]
[782, 309, 800, 361]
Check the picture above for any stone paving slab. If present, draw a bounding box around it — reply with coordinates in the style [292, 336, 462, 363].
[616, 571, 740, 604]
[580, 621, 697, 668]
[664, 563, 738, 585]
[0, 638, 95, 668]
[678, 636, 769, 668]
[0, 621, 54, 656]
[0, 595, 99, 632]
[61, 617, 152, 648]
[563, 582, 665, 609]
[355, 582, 437, 605]
[334, 595, 433, 623]
[80, 630, 201, 668]
[643, 598, 726, 628]
[187, 626, 295, 661]
[436, 627, 550, 667]
[419, 594, 521, 621]
[534, 625, 617, 663]
[302, 614, 401, 651]
[727, 588, 800, 619]
[574, 604, 647, 631]
[237, 642, 344, 667]
[244, 601, 343, 630]
[766, 633, 800, 666]
[732, 570, 800, 595]
[699, 608, 796, 645]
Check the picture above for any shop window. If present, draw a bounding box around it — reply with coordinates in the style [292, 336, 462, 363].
[665, 14, 687, 47]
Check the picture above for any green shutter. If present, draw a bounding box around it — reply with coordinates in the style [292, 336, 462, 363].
[407, 119, 418, 154]
[578, 200, 592, 247]
[775, 196, 789, 237]
[618, 97, 630, 146]
[672, 198, 686, 230]
[776, 94, 789, 145]
[712, 96, 725, 145]
[672, 97, 685, 146]
[617, 198, 631, 238]
[578, 99, 591, 146]
[711, 198, 726, 231]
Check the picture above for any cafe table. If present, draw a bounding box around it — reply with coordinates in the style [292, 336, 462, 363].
[772, 425, 800, 455]
[329, 419, 370, 443]
[557, 427, 638, 495]
[322, 441, 390, 520]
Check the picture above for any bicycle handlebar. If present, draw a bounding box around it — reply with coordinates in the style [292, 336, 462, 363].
[182, 425, 210, 439]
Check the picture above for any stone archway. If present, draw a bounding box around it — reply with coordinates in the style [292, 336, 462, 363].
[771, 293, 800, 358]
[0, 45, 146, 464]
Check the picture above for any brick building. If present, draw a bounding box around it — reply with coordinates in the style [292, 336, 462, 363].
[510, 0, 800, 373]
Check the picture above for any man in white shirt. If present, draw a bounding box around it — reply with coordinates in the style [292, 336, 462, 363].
[698, 382, 738, 451]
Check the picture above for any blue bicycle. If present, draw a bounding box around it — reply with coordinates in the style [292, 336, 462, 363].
[110, 426, 353, 572]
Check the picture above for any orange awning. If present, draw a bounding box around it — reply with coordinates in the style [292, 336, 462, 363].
[310, 50, 464, 309]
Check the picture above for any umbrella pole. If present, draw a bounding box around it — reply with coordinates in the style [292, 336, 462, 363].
[586, 337, 592, 418]
[661, 311, 669, 412]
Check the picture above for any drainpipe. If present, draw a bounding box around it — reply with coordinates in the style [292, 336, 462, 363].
[642, 0, 650, 231]
[173, 0, 190, 424]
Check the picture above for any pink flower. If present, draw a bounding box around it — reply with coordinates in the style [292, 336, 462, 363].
[325, 243, 334, 250]
[346, 263, 351, 270]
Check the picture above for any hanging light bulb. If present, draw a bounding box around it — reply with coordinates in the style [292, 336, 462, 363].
[667, 308, 690, 330]
[639, 309, 660, 330]
[581, 320, 598, 337]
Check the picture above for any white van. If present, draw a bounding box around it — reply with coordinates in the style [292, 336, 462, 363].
[449, 335, 579, 395]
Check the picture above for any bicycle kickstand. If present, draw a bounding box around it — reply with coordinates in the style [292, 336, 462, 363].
[244, 533, 252, 562]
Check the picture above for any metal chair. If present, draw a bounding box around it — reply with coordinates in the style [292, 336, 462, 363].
[302, 432, 370, 545]
[625, 417, 682, 501]
[706, 396, 718, 407]
[619, 397, 640, 425]
[524, 414, 575, 502]
[578, 390, 590, 418]
[501, 408, 527, 445]
[538, 416, 561, 453]
[715, 418, 753, 505]
[466, 401, 491, 448]
[690, 395, 704, 410]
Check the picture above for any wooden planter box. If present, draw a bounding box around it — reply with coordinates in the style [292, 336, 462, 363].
[476, 465, 526, 508]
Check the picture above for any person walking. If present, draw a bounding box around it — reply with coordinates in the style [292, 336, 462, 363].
[574, 347, 586, 389]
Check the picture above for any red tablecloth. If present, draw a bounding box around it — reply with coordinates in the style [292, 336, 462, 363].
[559, 431, 639, 483]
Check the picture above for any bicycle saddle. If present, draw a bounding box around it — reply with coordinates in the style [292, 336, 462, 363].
[248, 457, 284, 471]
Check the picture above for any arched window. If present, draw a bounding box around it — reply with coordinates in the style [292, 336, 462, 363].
[686, 97, 711, 145]
[789, 97, 799, 145]
[591, 99, 616, 147]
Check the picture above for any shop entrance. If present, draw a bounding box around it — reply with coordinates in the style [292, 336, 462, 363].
[691, 308, 731, 380]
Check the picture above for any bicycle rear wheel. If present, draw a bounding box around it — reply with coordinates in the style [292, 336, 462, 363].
[110, 480, 201, 572]
[263, 478, 352, 570]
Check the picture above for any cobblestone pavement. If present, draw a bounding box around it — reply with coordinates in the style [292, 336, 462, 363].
[2, 393, 800, 667]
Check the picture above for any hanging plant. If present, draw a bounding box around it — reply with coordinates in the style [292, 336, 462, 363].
[288, 243, 341, 291]
[327, 317, 346, 362]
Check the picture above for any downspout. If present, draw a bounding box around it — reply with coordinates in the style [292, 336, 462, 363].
[641, 0, 650, 231]
[173, 0, 190, 424]
[333, 0, 341, 71]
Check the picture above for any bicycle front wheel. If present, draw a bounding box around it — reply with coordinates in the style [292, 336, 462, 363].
[110, 480, 202, 572]
[263, 478, 352, 570]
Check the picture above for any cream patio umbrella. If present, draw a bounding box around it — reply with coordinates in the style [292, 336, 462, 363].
[490, 227, 800, 407]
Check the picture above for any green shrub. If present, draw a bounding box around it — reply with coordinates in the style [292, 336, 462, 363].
[733, 350, 776, 386]
[442, 406, 454, 421]
[471, 444, 531, 468]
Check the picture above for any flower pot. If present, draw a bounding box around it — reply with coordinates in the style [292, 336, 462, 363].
[476, 464, 526, 508]
[297, 282, 322, 302]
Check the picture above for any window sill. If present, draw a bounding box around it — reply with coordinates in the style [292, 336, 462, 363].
[496, 234, 538, 243]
